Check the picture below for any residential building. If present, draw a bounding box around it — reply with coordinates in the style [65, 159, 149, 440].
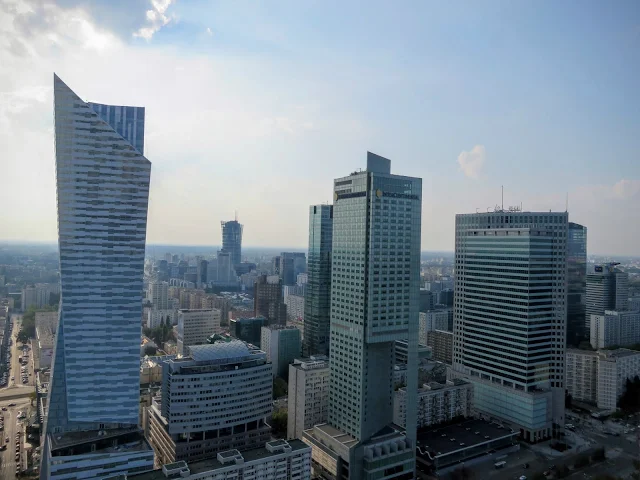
[426, 330, 453, 364]
[215, 251, 236, 285]
[35, 323, 55, 369]
[254, 275, 287, 326]
[21, 283, 59, 311]
[230, 316, 268, 346]
[303, 153, 421, 480]
[586, 263, 629, 333]
[452, 210, 568, 442]
[41, 75, 153, 480]
[147, 342, 272, 466]
[261, 325, 302, 379]
[288, 356, 330, 440]
[590, 310, 640, 349]
[35, 311, 58, 332]
[303, 204, 333, 357]
[630, 297, 640, 312]
[393, 379, 473, 430]
[148, 282, 169, 310]
[565, 349, 598, 404]
[221, 219, 243, 267]
[177, 309, 222, 354]
[567, 223, 587, 346]
[596, 349, 640, 411]
[131, 440, 311, 480]
[147, 309, 177, 329]
[286, 292, 305, 323]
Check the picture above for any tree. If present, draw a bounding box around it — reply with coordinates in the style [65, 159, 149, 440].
[271, 410, 287, 435]
[16, 331, 29, 344]
[273, 378, 288, 399]
[144, 345, 157, 356]
[618, 376, 640, 413]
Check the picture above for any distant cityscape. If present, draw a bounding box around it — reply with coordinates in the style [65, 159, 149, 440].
[0, 75, 638, 480]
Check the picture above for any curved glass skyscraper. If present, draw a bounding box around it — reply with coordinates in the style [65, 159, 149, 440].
[42, 75, 153, 479]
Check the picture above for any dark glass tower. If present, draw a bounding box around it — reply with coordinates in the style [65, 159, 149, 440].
[567, 222, 587, 346]
[303, 205, 333, 357]
[221, 219, 243, 267]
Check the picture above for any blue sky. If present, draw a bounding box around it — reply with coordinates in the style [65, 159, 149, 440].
[1, 0, 639, 253]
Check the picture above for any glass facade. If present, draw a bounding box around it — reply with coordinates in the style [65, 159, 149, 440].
[328, 153, 422, 448]
[303, 205, 333, 357]
[221, 220, 243, 267]
[46, 75, 151, 432]
[567, 223, 587, 346]
[453, 212, 568, 440]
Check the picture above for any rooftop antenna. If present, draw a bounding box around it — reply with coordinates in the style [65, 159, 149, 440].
[235, 210, 238, 222]
[501, 185, 504, 211]
[565, 193, 569, 213]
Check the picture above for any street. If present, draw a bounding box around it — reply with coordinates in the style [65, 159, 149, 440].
[0, 398, 31, 477]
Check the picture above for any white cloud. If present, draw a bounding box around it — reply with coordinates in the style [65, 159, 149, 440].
[133, 0, 174, 40]
[457, 145, 486, 178]
[612, 179, 640, 199]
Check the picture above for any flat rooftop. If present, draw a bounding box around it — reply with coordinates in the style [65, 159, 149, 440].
[131, 439, 310, 480]
[416, 418, 517, 459]
[50, 427, 146, 450]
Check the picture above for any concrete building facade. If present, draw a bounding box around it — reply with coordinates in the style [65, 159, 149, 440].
[288, 356, 330, 441]
[147, 342, 272, 466]
[565, 349, 598, 404]
[177, 309, 222, 354]
[590, 310, 640, 349]
[393, 380, 473, 430]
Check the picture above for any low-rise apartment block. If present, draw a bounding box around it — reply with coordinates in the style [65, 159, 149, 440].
[287, 356, 330, 440]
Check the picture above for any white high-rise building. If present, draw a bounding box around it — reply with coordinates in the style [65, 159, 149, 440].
[42, 75, 153, 480]
[590, 310, 640, 349]
[565, 349, 598, 404]
[303, 153, 421, 480]
[596, 349, 640, 411]
[452, 210, 568, 442]
[148, 281, 169, 310]
[287, 356, 330, 440]
[177, 308, 221, 354]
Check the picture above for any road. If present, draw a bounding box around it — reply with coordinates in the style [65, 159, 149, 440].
[0, 316, 35, 403]
[0, 397, 30, 477]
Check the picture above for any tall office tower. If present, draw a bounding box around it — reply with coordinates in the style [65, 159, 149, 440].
[254, 274, 287, 325]
[567, 223, 587, 346]
[177, 308, 222, 354]
[586, 263, 629, 331]
[148, 281, 169, 310]
[280, 252, 307, 286]
[197, 259, 208, 286]
[303, 205, 333, 357]
[272, 255, 282, 276]
[221, 219, 243, 267]
[147, 342, 272, 465]
[42, 75, 153, 480]
[452, 210, 568, 442]
[303, 153, 421, 480]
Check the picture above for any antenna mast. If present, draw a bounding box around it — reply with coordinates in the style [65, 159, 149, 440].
[501, 185, 504, 211]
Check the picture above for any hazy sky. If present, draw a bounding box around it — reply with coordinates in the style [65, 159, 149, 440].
[1, 1, 639, 254]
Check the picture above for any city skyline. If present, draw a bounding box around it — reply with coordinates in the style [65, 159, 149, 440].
[1, 1, 640, 255]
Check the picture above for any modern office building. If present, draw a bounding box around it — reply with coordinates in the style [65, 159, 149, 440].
[426, 330, 453, 364]
[590, 310, 640, 349]
[147, 342, 273, 465]
[197, 259, 209, 287]
[261, 325, 302, 379]
[288, 356, 330, 440]
[419, 289, 435, 313]
[221, 219, 243, 267]
[567, 223, 587, 346]
[565, 349, 598, 404]
[394, 379, 473, 430]
[177, 309, 222, 354]
[132, 440, 311, 480]
[586, 263, 629, 332]
[278, 252, 307, 286]
[452, 210, 568, 442]
[230, 316, 268, 346]
[254, 275, 287, 326]
[303, 153, 421, 480]
[41, 75, 154, 480]
[303, 205, 333, 357]
[148, 281, 170, 310]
